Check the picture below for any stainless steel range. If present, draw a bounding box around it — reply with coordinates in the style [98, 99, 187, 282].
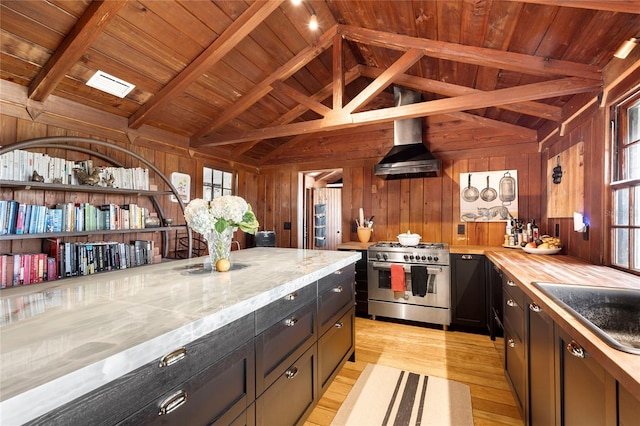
[367, 242, 451, 329]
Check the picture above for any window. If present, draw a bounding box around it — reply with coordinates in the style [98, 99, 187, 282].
[611, 88, 640, 273]
[203, 167, 234, 201]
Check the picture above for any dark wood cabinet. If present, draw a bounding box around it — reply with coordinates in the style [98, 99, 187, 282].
[338, 248, 368, 317]
[451, 254, 487, 329]
[502, 273, 526, 418]
[120, 341, 255, 426]
[526, 297, 555, 426]
[318, 307, 355, 394]
[256, 345, 318, 426]
[556, 327, 617, 426]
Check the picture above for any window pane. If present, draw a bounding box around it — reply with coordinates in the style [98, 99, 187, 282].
[213, 170, 223, 186]
[624, 144, 640, 180]
[203, 167, 213, 185]
[614, 228, 629, 268]
[223, 188, 232, 196]
[223, 172, 233, 191]
[635, 186, 640, 226]
[614, 189, 629, 225]
[204, 186, 212, 201]
[629, 103, 639, 142]
[213, 187, 222, 198]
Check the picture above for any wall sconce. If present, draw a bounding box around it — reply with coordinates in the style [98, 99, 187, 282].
[573, 212, 589, 240]
[614, 37, 638, 59]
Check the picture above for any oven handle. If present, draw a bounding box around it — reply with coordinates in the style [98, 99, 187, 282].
[370, 262, 442, 274]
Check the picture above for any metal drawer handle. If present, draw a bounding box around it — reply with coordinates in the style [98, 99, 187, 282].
[158, 390, 187, 416]
[284, 317, 298, 327]
[462, 254, 472, 260]
[334, 321, 344, 329]
[158, 348, 187, 368]
[507, 338, 516, 348]
[334, 269, 343, 275]
[506, 299, 517, 308]
[566, 340, 585, 358]
[529, 303, 542, 313]
[285, 366, 298, 379]
[332, 285, 344, 293]
[284, 291, 298, 301]
[507, 280, 517, 287]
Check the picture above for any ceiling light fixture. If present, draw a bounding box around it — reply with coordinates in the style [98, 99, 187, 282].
[291, 0, 318, 31]
[309, 13, 318, 31]
[614, 37, 638, 59]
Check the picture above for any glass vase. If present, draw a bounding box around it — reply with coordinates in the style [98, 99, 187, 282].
[204, 227, 234, 270]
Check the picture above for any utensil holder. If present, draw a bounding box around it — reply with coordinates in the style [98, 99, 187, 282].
[357, 227, 372, 243]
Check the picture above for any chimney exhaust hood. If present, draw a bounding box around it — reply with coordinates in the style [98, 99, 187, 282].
[374, 86, 440, 180]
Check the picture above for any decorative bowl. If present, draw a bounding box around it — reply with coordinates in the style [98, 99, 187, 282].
[397, 232, 421, 246]
[522, 247, 562, 255]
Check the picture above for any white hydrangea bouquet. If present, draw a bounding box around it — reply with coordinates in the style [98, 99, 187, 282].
[184, 195, 259, 269]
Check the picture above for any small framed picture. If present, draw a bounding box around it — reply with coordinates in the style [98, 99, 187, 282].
[170, 172, 191, 203]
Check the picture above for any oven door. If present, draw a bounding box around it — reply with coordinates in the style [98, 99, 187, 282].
[367, 261, 450, 308]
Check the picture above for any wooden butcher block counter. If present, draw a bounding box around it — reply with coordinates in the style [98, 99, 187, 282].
[486, 250, 640, 397]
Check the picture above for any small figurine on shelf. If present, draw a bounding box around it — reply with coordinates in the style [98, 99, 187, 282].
[102, 173, 116, 188]
[31, 170, 45, 182]
[73, 167, 101, 185]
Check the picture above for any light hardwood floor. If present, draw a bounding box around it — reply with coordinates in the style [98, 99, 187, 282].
[305, 317, 524, 426]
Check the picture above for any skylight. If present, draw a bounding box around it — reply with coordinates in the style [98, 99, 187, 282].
[86, 70, 135, 98]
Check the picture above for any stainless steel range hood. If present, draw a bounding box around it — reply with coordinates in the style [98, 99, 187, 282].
[374, 86, 440, 179]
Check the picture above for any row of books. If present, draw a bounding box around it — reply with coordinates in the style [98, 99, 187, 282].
[1, 238, 156, 288]
[0, 149, 150, 190]
[0, 200, 149, 235]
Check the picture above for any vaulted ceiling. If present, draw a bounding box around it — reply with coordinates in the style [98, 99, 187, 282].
[1, 1, 639, 167]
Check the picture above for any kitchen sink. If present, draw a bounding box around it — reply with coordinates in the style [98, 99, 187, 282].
[532, 282, 640, 355]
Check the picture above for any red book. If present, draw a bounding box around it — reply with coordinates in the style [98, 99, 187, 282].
[42, 238, 61, 279]
[0, 255, 6, 288]
[37, 253, 46, 282]
[46, 257, 57, 282]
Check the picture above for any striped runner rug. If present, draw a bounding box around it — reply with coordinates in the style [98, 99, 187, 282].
[331, 364, 473, 426]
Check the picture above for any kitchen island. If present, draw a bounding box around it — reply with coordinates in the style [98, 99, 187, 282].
[0, 248, 360, 425]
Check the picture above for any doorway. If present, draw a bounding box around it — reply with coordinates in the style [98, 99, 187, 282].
[301, 170, 342, 250]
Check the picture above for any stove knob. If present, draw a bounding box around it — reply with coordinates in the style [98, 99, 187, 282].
[427, 256, 433, 261]
[404, 254, 409, 261]
[409, 255, 414, 261]
[433, 256, 439, 262]
[383, 254, 388, 261]
[376, 253, 382, 261]
[421, 255, 427, 261]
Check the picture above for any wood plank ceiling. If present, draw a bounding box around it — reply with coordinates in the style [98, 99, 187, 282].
[1, 0, 639, 168]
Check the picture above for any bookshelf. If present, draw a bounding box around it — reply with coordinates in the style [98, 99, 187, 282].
[1, 137, 194, 287]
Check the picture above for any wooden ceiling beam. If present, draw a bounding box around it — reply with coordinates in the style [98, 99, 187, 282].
[360, 66, 563, 121]
[28, 0, 127, 102]
[444, 112, 538, 141]
[270, 81, 332, 116]
[193, 77, 601, 147]
[341, 48, 423, 114]
[503, 0, 640, 13]
[338, 25, 602, 80]
[191, 25, 338, 142]
[233, 66, 361, 156]
[128, 0, 284, 129]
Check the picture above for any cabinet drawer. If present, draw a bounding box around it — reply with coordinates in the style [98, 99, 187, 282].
[119, 341, 255, 426]
[503, 275, 524, 308]
[256, 302, 316, 394]
[503, 292, 524, 341]
[255, 283, 316, 335]
[318, 307, 355, 395]
[318, 264, 355, 335]
[27, 314, 255, 426]
[256, 344, 317, 426]
[504, 325, 526, 415]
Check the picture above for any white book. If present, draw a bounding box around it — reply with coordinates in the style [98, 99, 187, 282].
[12, 150, 20, 181]
[26, 151, 34, 180]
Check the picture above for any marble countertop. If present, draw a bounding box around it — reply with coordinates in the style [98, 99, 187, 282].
[0, 248, 360, 424]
